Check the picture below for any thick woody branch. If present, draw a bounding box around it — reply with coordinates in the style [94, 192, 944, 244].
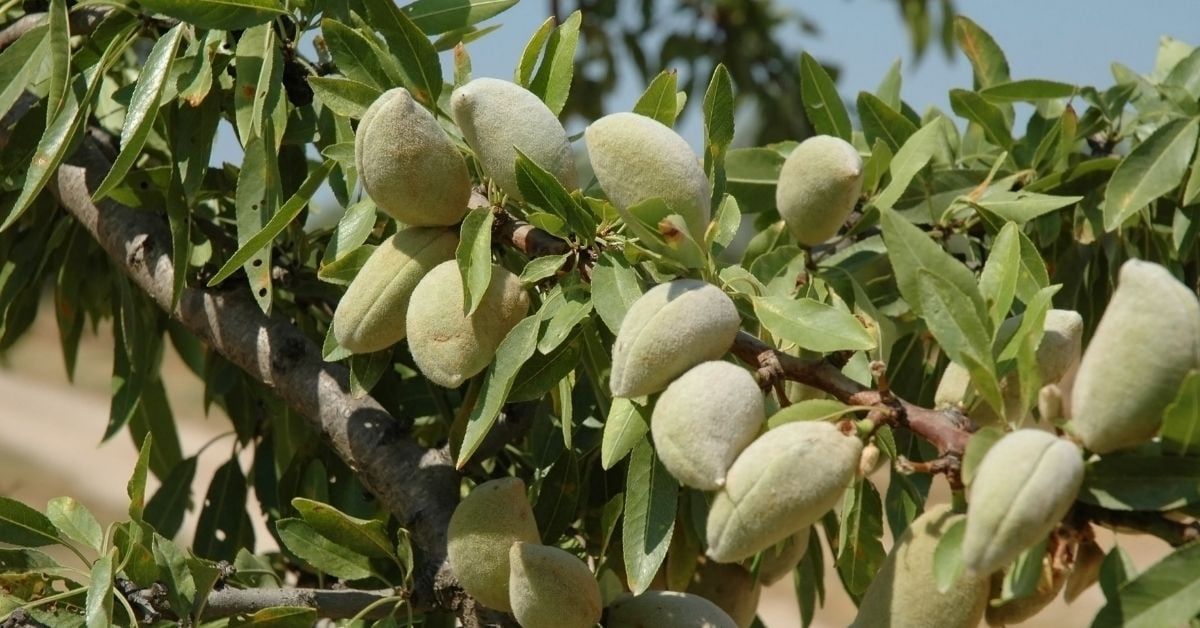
[50, 137, 462, 611]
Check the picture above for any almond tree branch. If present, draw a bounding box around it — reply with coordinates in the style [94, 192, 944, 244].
[199, 587, 405, 620]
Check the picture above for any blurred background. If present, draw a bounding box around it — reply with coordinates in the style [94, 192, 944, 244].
[3, 0, 1198, 625]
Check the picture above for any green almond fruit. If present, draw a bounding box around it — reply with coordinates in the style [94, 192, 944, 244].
[451, 77, 577, 201]
[962, 429, 1083, 576]
[1037, 309, 1084, 385]
[775, 135, 863, 246]
[707, 421, 861, 563]
[651, 361, 764, 490]
[1069, 259, 1200, 453]
[406, 260, 530, 388]
[606, 591, 738, 628]
[584, 112, 711, 239]
[508, 543, 601, 628]
[446, 477, 540, 611]
[755, 527, 810, 586]
[686, 560, 761, 628]
[331, 226, 457, 354]
[851, 504, 990, 628]
[610, 279, 740, 398]
[355, 88, 470, 226]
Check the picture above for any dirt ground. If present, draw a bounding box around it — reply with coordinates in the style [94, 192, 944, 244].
[0, 302, 1172, 627]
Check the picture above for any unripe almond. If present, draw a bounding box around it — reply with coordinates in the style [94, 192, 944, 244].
[755, 527, 810, 586]
[985, 555, 1065, 626]
[707, 421, 861, 563]
[355, 88, 470, 226]
[451, 78, 577, 201]
[1037, 309, 1084, 385]
[406, 260, 530, 388]
[584, 112, 711, 239]
[508, 543, 601, 628]
[686, 561, 760, 628]
[1069, 259, 1200, 453]
[851, 504, 989, 628]
[963, 430, 1083, 576]
[1038, 384, 1063, 422]
[775, 135, 863, 246]
[610, 280, 740, 398]
[651, 361, 764, 490]
[606, 591, 738, 628]
[331, 226, 457, 354]
[446, 478, 539, 611]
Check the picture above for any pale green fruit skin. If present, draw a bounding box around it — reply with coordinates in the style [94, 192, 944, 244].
[406, 260, 530, 388]
[651, 361, 764, 490]
[584, 112, 711, 238]
[775, 135, 863, 246]
[1070, 260, 1200, 453]
[707, 421, 861, 563]
[331, 227, 457, 354]
[607, 591, 738, 628]
[508, 543, 601, 628]
[963, 429, 1083, 576]
[851, 505, 990, 628]
[446, 478, 539, 611]
[451, 78, 577, 202]
[610, 280, 740, 398]
[934, 360, 974, 409]
[755, 527, 810, 586]
[686, 561, 760, 628]
[355, 88, 470, 226]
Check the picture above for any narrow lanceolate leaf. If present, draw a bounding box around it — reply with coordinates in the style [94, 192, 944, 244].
[917, 270, 1002, 413]
[1092, 541, 1200, 628]
[402, 0, 519, 35]
[601, 397, 651, 469]
[229, 607, 317, 627]
[857, 91, 917, 153]
[1103, 117, 1199, 231]
[1079, 453, 1200, 511]
[949, 88, 1011, 149]
[276, 518, 374, 580]
[591, 251, 643, 334]
[753, 297, 876, 353]
[194, 457, 254, 561]
[0, 24, 48, 119]
[767, 399, 857, 429]
[836, 479, 885, 596]
[144, 457, 198, 538]
[46, 497, 102, 553]
[527, 10, 581, 115]
[210, 159, 335, 286]
[320, 19, 397, 90]
[874, 121, 941, 211]
[458, 314, 542, 467]
[137, 0, 284, 30]
[456, 208, 494, 316]
[623, 438, 677, 595]
[799, 52, 851, 140]
[308, 77, 382, 118]
[703, 63, 735, 155]
[979, 79, 1077, 101]
[515, 17, 554, 87]
[46, 0, 69, 124]
[978, 222, 1020, 328]
[875, 58, 902, 109]
[634, 70, 679, 127]
[954, 15, 1010, 89]
[968, 191, 1082, 223]
[362, 0, 444, 106]
[1161, 372, 1200, 456]
[93, 24, 184, 201]
[233, 24, 286, 148]
[85, 549, 115, 628]
[880, 207, 987, 323]
[0, 496, 61, 547]
[234, 135, 281, 312]
[127, 434, 152, 522]
[291, 498, 393, 559]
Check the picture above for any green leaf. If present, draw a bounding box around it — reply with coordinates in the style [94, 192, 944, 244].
[1079, 454, 1200, 511]
[954, 16, 1010, 89]
[233, 23, 286, 147]
[455, 208, 495, 316]
[799, 52, 851, 141]
[949, 89, 1011, 149]
[153, 534, 195, 617]
[229, 607, 318, 627]
[93, 24, 184, 201]
[601, 397, 651, 469]
[458, 314, 542, 466]
[534, 453, 580, 543]
[1162, 372, 1200, 456]
[725, 147, 784, 214]
[767, 399, 857, 429]
[978, 222, 1020, 328]
[620, 198, 707, 269]
[210, 160, 335, 286]
[1093, 541, 1200, 628]
[46, 497, 102, 553]
[857, 91, 917, 153]
[318, 244, 375, 286]
[634, 70, 679, 127]
[968, 191, 1082, 223]
[509, 336, 580, 402]
[703, 63, 735, 199]
[515, 149, 594, 235]
[515, 17, 554, 87]
[85, 549, 115, 628]
[137, 0, 284, 30]
[309, 76, 382, 118]
[276, 518, 374, 580]
[364, 0, 443, 107]
[591, 251, 643, 334]
[916, 270, 1002, 413]
[128, 434, 152, 522]
[1183, 136, 1200, 206]
[0, 496, 60, 547]
[519, 253, 569, 285]
[194, 457, 254, 561]
[836, 479, 885, 596]
[623, 438, 677, 595]
[144, 457, 198, 538]
[932, 517, 966, 594]
[880, 208, 987, 322]
[1103, 117, 1199, 231]
[753, 297, 876, 353]
[537, 281, 591, 354]
[233, 134, 280, 312]
[526, 10, 580, 115]
[291, 498, 393, 559]
[979, 79, 1077, 101]
[320, 19, 397, 91]
[402, 0, 518, 35]
[874, 121, 941, 211]
[875, 58, 902, 109]
[46, 0, 69, 123]
[0, 24, 47, 121]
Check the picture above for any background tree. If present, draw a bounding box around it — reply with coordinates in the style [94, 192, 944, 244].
[0, 1, 1198, 627]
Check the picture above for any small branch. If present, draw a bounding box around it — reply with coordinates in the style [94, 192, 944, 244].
[200, 587, 404, 620]
[0, 8, 109, 51]
[1074, 503, 1200, 548]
